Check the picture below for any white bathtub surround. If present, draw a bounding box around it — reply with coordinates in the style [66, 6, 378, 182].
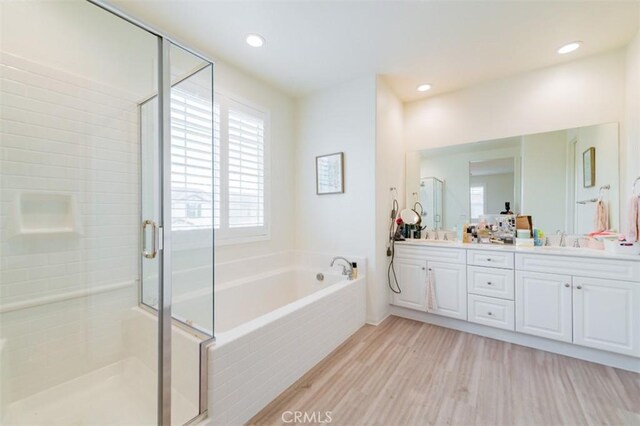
[206, 251, 367, 425]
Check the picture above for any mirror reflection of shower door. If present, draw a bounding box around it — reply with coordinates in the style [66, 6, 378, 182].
[420, 177, 444, 230]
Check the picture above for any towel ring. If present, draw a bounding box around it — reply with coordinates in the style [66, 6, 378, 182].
[599, 184, 610, 200]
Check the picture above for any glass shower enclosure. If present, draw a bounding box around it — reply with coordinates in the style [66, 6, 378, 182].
[0, 1, 214, 424]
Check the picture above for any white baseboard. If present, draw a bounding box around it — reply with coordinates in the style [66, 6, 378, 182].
[390, 305, 640, 373]
[366, 312, 390, 327]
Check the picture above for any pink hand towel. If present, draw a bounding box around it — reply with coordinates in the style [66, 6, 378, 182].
[627, 196, 639, 242]
[594, 200, 609, 232]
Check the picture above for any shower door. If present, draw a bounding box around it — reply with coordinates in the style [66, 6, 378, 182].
[140, 39, 215, 424]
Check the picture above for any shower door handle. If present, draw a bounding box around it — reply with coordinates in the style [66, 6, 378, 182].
[142, 220, 158, 259]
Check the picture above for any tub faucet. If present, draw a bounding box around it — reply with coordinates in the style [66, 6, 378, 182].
[330, 256, 354, 280]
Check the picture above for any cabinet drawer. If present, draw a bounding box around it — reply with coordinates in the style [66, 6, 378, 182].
[467, 250, 514, 269]
[467, 266, 514, 300]
[467, 294, 515, 331]
[515, 253, 640, 282]
[395, 244, 466, 264]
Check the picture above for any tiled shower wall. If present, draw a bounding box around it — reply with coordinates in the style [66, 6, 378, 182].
[0, 52, 140, 402]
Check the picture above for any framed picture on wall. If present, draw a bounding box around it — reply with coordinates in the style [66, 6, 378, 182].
[583, 147, 596, 188]
[316, 152, 344, 195]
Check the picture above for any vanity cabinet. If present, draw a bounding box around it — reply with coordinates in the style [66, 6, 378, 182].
[392, 245, 466, 319]
[392, 257, 428, 311]
[467, 266, 514, 300]
[572, 277, 640, 357]
[515, 271, 573, 343]
[427, 262, 467, 320]
[466, 250, 515, 329]
[391, 242, 640, 362]
[516, 264, 640, 357]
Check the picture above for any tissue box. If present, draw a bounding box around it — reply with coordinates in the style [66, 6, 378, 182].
[516, 238, 535, 247]
[603, 240, 640, 255]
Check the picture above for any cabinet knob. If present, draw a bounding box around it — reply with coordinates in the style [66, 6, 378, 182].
[564, 283, 570, 288]
[576, 285, 582, 290]
[487, 281, 493, 286]
[422, 267, 426, 271]
[486, 258, 492, 262]
[487, 312, 493, 316]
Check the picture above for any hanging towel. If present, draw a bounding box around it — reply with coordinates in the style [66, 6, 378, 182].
[627, 196, 640, 242]
[594, 199, 609, 232]
[426, 268, 438, 311]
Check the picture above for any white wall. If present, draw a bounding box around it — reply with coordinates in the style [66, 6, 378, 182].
[374, 76, 405, 324]
[404, 49, 626, 151]
[295, 75, 378, 320]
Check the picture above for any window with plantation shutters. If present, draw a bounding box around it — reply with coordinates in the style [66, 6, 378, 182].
[171, 89, 269, 242]
[227, 106, 265, 228]
[219, 97, 268, 241]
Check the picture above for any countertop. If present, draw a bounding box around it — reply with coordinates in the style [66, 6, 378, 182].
[396, 239, 640, 262]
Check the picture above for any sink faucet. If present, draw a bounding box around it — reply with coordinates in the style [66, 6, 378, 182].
[330, 256, 354, 280]
[559, 231, 567, 247]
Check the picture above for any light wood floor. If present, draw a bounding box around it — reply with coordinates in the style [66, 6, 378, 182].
[248, 315, 640, 426]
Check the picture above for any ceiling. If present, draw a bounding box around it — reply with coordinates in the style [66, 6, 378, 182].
[110, 1, 639, 102]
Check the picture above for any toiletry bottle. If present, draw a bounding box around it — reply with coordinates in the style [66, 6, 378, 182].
[351, 262, 358, 279]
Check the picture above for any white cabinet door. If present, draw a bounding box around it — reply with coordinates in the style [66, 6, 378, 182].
[573, 277, 640, 357]
[392, 257, 428, 311]
[515, 271, 573, 343]
[428, 262, 467, 320]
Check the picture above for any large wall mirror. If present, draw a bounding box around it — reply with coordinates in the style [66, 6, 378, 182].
[406, 122, 619, 235]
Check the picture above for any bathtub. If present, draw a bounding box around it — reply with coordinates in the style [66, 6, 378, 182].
[204, 252, 367, 425]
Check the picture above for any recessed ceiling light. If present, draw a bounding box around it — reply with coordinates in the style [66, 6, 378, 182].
[417, 84, 431, 92]
[557, 41, 582, 54]
[246, 34, 265, 48]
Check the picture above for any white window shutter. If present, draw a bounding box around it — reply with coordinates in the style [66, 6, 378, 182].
[227, 105, 265, 229]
